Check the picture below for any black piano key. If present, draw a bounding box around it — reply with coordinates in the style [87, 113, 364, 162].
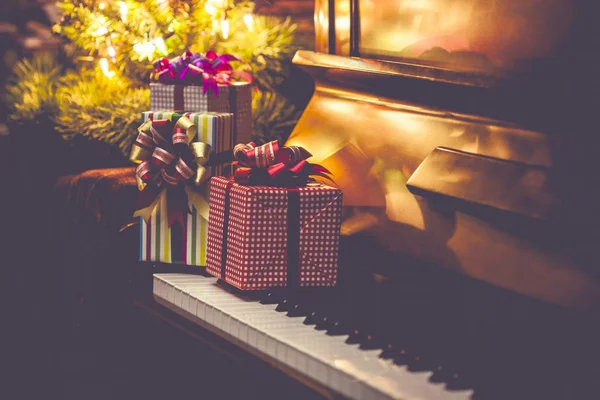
[325, 320, 348, 336]
[286, 303, 304, 317]
[275, 298, 291, 312]
[303, 311, 320, 325]
[358, 333, 381, 350]
[259, 290, 283, 305]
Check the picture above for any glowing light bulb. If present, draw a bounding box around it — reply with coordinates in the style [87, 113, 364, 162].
[119, 2, 128, 22]
[153, 37, 167, 55]
[205, 2, 217, 16]
[99, 58, 115, 78]
[93, 15, 108, 36]
[220, 19, 229, 39]
[98, 2, 106, 10]
[95, 26, 108, 36]
[107, 45, 117, 60]
[133, 41, 156, 60]
[243, 13, 254, 31]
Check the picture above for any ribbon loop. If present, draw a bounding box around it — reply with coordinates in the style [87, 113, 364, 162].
[232, 140, 332, 187]
[129, 115, 214, 225]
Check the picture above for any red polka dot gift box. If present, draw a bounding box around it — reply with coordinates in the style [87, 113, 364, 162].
[205, 141, 343, 290]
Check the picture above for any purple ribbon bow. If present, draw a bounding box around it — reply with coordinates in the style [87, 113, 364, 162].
[153, 50, 253, 97]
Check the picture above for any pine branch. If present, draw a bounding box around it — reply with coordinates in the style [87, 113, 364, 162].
[252, 88, 302, 144]
[4, 54, 63, 125]
[55, 68, 149, 157]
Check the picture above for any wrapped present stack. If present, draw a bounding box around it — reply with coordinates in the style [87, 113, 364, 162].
[129, 50, 343, 288]
[151, 50, 254, 144]
[205, 141, 343, 290]
[130, 50, 252, 267]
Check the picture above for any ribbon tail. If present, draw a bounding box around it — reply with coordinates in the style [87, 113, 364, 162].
[133, 189, 164, 223]
[232, 70, 254, 84]
[185, 185, 210, 221]
[167, 186, 189, 228]
[310, 164, 332, 175]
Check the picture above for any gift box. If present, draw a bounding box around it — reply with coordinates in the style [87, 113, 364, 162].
[135, 111, 235, 266]
[149, 82, 252, 143]
[205, 176, 343, 290]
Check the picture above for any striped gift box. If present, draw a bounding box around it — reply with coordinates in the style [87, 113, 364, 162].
[149, 82, 253, 144]
[139, 111, 235, 266]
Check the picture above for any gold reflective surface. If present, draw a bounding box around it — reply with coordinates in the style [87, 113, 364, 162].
[359, 0, 574, 74]
[314, 0, 329, 53]
[289, 50, 600, 314]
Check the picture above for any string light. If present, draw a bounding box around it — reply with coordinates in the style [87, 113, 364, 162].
[107, 45, 117, 62]
[99, 58, 115, 78]
[94, 26, 108, 36]
[118, 2, 128, 22]
[205, 2, 218, 16]
[221, 18, 230, 39]
[133, 41, 155, 60]
[93, 15, 108, 36]
[243, 13, 254, 31]
[153, 37, 167, 55]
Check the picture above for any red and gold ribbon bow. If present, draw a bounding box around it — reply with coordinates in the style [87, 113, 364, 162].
[232, 140, 332, 187]
[130, 115, 212, 226]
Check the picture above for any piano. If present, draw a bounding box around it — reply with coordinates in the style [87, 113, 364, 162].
[148, 1, 600, 399]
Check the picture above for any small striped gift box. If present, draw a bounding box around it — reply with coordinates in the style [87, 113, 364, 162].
[138, 111, 235, 266]
[149, 82, 252, 144]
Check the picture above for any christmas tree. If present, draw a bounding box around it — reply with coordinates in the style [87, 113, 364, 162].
[5, 0, 303, 157]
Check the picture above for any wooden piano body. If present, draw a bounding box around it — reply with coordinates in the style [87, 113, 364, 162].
[65, 1, 598, 399]
[290, 0, 600, 316]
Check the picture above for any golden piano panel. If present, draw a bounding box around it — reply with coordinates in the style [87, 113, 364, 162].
[287, 50, 600, 315]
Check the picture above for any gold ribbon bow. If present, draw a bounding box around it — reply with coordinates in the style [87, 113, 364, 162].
[129, 115, 212, 224]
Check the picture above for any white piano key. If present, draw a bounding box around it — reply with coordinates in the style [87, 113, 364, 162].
[265, 333, 278, 359]
[285, 342, 299, 369]
[228, 315, 240, 339]
[247, 321, 257, 346]
[165, 282, 175, 304]
[220, 313, 231, 334]
[154, 276, 168, 299]
[238, 319, 249, 343]
[255, 330, 267, 354]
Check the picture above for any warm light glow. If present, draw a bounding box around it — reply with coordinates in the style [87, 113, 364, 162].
[94, 26, 108, 36]
[153, 37, 167, 55]
[133, 41, 155, 60]
[209, 0, 228, 8]
[99, 58, 115, 78]
[118, 2, 128, 22]
[220, 18, 229, 39]
[107, 45, 117, 61]
[98, 2, 106, 10]
[205, 2, 218, 16]
[243, 13, 254, 31]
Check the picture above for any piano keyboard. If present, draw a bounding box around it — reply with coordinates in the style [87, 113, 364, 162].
[153, 273, 472, 400]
